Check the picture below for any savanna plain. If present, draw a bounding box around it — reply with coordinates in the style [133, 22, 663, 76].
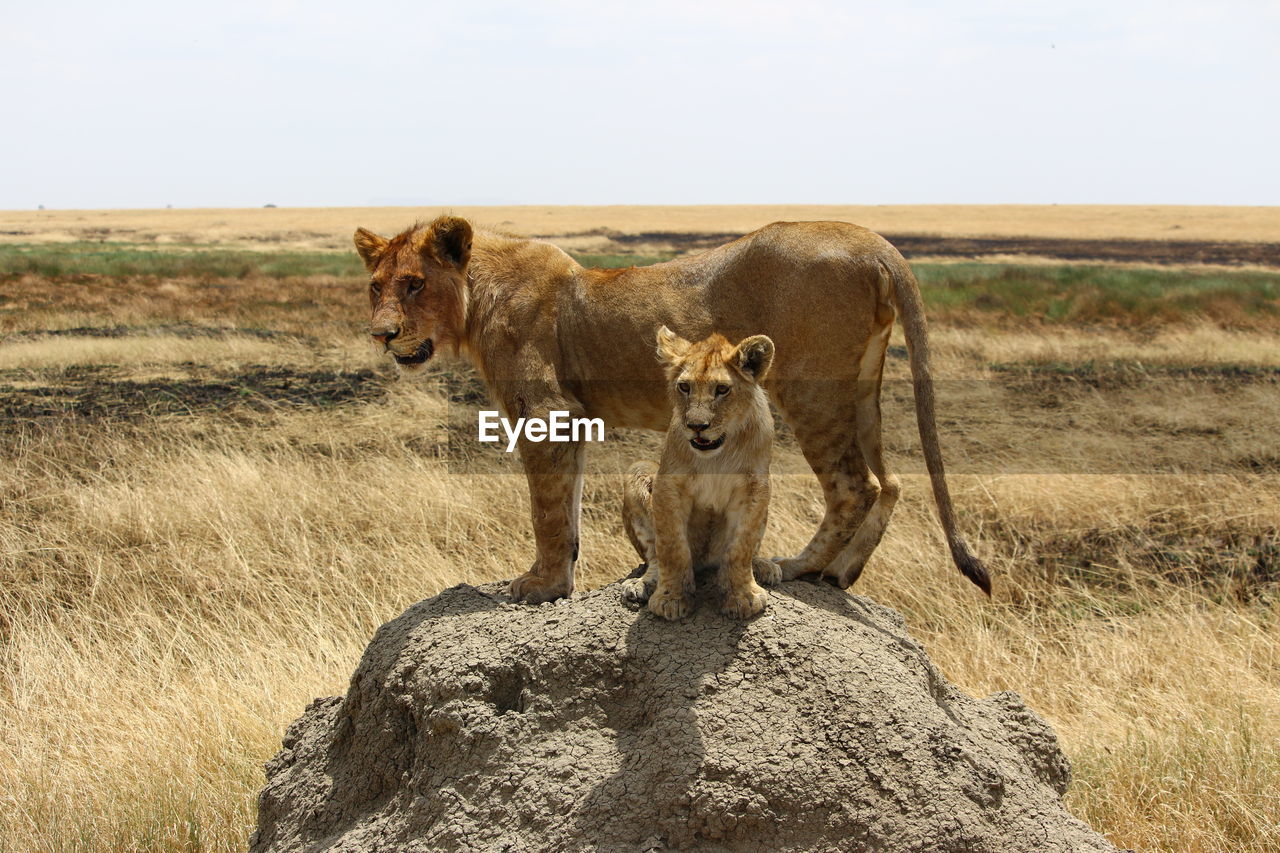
[1, 206, 1279, 852]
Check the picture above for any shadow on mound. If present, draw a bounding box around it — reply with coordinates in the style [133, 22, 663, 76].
[251, 582, 1119, 853]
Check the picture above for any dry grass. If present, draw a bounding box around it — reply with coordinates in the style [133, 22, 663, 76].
[3, 204, 1278, 250]
[1, 264, 1279, 852]
[0, 335, 306, 371]
[932, 324, 1280, 368]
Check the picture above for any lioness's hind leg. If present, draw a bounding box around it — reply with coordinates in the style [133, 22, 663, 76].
[826, 396, 900, 588]
[826, 323, 899, 588]
[771, 381, 877, 580]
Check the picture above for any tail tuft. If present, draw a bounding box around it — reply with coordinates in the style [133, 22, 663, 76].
[950, 538, 992, 596]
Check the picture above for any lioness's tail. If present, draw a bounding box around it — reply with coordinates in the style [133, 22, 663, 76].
[882, 256, 992, 596]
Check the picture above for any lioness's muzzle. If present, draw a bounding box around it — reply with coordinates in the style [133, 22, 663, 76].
[393, 339, 434, 365]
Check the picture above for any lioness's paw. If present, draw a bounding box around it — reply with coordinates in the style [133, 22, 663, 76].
[620, 576, 655, 605]
[509, 570, 572, 604]
[648, 587, 692, 621]
[752, 556, 782, 587]
[773, 556, 820, 581]
[722, 582, 768, 619]
[826, 561, 867, 590]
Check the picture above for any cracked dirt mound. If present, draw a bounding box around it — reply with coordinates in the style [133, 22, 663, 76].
[251, 582, 1118, 852]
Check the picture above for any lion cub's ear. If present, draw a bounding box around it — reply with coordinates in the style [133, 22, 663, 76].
[733, 334, 774, 383]
[417, 216, 473, 269]
[353, 228, 389, 272]
[655, 325, 692, 365]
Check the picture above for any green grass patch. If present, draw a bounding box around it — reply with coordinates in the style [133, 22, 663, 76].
[0, 242, 365, 280]
[569, 252, 676, 269]
[4, 245, 1279, 325]
[915, 263, 1280, 324]
[0, 244, 676, 280]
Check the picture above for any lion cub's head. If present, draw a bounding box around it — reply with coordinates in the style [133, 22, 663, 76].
[353, 216, 473, 371]
[655, 326, 775, 457]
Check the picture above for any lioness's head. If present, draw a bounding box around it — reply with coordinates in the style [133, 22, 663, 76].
[656, 326, 775, 456]
[353, 215, 472, 370]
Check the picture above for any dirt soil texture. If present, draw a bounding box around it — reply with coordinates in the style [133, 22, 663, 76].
[251, 581, 1119, 853]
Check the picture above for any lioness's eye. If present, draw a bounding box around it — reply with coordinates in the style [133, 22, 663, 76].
[407, 280, 423, 295]
[369, 281, 380, 294]
[715, 385, 730, 396]
[677, 382, 690, 394]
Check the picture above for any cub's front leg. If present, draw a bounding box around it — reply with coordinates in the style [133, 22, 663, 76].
[648, 475, 695, 620]
[718, 476, 771, 619]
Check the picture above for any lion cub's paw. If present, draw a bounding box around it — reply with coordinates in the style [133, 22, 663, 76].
[509, 570, 572, 604]
[620, 575, 656, 605]
[648, 586, 693, 621]
[752, 556, 782, 587]
[722, 582, 768, 619]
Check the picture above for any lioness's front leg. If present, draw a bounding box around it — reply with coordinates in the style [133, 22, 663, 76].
[719, 477, 771, 619]
[649, 477, 694, 620]
[509, 435, 585, 604]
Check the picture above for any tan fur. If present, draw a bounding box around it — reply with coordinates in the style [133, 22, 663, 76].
[355, 216, 991, 603]
[620, 330, 781, 619]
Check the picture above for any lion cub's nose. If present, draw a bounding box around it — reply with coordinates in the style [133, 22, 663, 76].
[687, 421, 710, 432]
[371, 327, 399, 345]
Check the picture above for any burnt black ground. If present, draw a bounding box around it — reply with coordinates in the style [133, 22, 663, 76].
[0, 364, 382, 422]
[582, 231, 1280, 267]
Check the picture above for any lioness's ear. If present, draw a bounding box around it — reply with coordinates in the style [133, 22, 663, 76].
[353, 228, 389, 272]
[420, 216, 473, 269]
[734, 334, 775, 382]
[655, 325, 691, 364]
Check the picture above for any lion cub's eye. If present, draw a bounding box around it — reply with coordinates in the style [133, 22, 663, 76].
[715, 385, 730, 396]
[406, 280, 423, 295]
[677, 382, 690, 394]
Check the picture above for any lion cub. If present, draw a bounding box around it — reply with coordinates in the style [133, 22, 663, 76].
[621, 326, 781, 620]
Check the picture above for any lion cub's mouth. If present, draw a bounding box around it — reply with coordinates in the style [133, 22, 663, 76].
[690, 435, 725, 452]
[393, 339, 434, 366]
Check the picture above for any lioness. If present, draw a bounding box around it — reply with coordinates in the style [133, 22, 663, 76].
[355, 216, 991, 603]
[621, 327, 781, 620]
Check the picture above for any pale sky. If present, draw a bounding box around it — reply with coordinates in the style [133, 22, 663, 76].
[3, 0, 1277, 208]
